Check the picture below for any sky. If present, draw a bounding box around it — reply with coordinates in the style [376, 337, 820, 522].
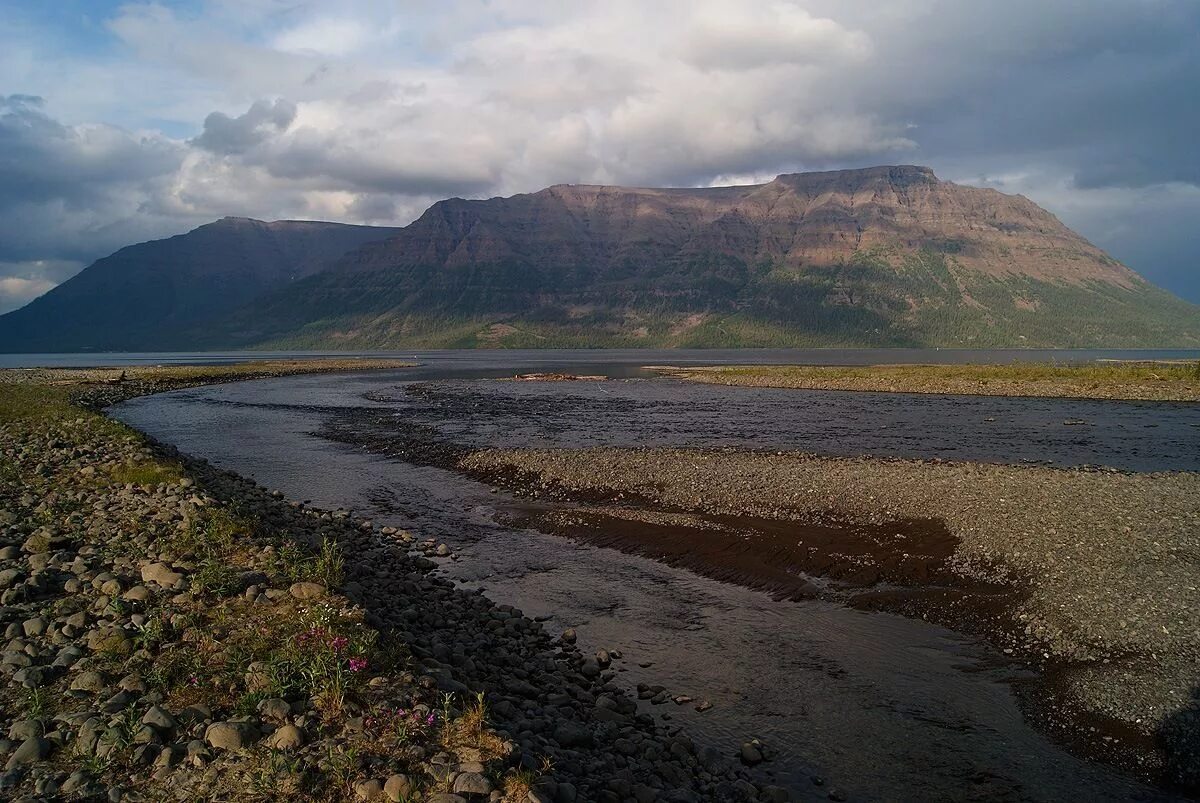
[1, 0, 1198, 314]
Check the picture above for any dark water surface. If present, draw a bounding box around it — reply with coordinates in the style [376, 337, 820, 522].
[5, 345, 1200, 370]
[110, 351, 1198, 802]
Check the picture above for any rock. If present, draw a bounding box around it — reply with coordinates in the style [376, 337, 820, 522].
[256, 698, 292, 722]
[243, 661, 272, 692]
[288, 581, 326, 600]
[7, 721, 42, 741]
[141, 705, 178, 731]
[140, 562, 183, 589]
[552, 721, 592, 748]
[0, 569, 20, 590]
[5, 737, 50, 769]
[452, 771, 493, 795]
[560, 628, 577, 645]
[739, 741, 764, 766]
[384, 774, 414, 801]
[354, 779, 383, 799]
[204, 721, 259, 751]
[266, 724, 305, 750]
[20, 617, 47, 637]
[69, 667, 107, 691]
[87, 627, 132, 655]
[122, 585, 151, 602]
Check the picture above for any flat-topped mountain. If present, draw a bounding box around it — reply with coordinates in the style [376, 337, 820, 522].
[0, 217, 401, 351]
[3, 166, 1197, 350]
[221, 165, 1198, 348]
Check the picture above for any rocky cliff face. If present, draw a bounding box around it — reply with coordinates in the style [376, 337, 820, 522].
[0, 218, 401, 352]
[224, 166, 1197, 348]
[3, 166, 1196, 351]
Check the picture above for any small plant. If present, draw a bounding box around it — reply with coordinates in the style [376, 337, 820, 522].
[25, 687, 48, 718]
[263, 601, 376, 718]
[314, 536, 345, 588]
[271, 536, 345, 587]
[502, 768, 538, 801]
[323, 742, 361, 796]
[107, 460, 183, 487]
[459, 692, 488, 743]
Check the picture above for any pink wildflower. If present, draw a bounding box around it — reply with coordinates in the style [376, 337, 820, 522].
[330, 635, 349, 653]
[348, 657, 368, 672]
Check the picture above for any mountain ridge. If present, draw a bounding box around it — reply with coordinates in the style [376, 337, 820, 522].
[0, 217, 402, 351]
[2, 165, 1197, 351]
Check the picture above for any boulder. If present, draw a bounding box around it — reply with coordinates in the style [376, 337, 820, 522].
[288, 581, 326, 600]
[140, 562, 183, 589]
[266, 724, 304, 751]
[204, 721, 259, 751]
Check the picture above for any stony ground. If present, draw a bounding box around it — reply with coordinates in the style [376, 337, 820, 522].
[461, 446, 1200, 789]
[652, 362, 1200, 402]
[0, 369, 794, 803]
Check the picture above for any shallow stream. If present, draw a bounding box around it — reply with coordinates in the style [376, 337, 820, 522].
[110, 350, 1200, 802]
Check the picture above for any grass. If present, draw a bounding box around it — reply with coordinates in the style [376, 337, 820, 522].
[657, 360, 1200, 401]
[0, 360, 519, 802]
[108, 460, 184, 486]
[691, 361, 1200, 382]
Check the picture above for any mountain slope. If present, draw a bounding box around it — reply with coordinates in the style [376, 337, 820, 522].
[0, 217, 401, 352]
[218, 166, 1200, 348]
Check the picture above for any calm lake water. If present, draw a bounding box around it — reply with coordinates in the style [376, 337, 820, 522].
[4, 346, 1200, 369]
[107, 351, 1196, 802]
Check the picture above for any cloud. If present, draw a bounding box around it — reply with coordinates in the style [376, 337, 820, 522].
[0, 94, 182, 208]
[0, 0, 1197, 309]
[193, 98, 297, 154]
[0, 277, 56, 314]
[0, 260, 82, 314]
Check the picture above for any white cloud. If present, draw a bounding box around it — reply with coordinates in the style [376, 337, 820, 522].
[0, 0, 1197, 306]
[0, 277, 56, 312]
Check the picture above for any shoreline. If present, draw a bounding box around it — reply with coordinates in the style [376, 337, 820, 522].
[651, 362, 1200, 402]
[460, 445, 1200, 792]
[0, 363, 786, 802]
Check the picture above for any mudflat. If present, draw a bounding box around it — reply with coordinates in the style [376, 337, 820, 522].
[653, 362, 1200, 402]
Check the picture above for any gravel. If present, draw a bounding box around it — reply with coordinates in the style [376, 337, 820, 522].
[462, 445, 1200, 786]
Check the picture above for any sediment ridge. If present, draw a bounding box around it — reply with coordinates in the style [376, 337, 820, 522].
[652, 362, 1200, 402]
[460, 446, 1200, 791]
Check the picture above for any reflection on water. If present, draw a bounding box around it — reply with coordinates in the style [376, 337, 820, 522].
[110, 352, 1193, 802]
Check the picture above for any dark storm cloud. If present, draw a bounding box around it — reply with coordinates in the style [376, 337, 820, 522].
[192, 98, 297, 154]
[847, 0, 1200, 192]
[0, 95, 181, 210]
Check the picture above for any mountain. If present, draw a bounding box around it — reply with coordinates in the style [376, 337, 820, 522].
[0, 217, 401, 352]
[4, 166, 1198, 351]
[213, 166, 1200, 349]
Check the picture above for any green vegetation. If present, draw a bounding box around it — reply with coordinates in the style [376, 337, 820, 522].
[658, 360, 1200, 402]
[0, 363, 518, 802]
[242, 252, 1200, 350]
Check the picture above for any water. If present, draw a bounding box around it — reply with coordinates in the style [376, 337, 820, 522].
[109, 351, 1195, 802]
[4, 346, 1200, 370]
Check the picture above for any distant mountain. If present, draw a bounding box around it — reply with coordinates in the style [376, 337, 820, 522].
[4, 166, 1198, 351]
[213, 166, 1200, 349]
[0, 217, 400, 352]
